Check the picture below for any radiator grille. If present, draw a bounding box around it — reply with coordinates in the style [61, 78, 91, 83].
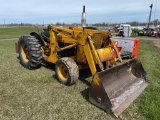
[91, 33, 103, 49]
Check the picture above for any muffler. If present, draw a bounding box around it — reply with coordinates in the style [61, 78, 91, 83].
[89, 57, 150, 117]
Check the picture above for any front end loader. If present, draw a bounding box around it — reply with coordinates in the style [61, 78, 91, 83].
[15, 25, 150, 117]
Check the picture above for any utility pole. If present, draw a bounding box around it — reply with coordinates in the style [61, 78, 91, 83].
[147, 3, 153, 29]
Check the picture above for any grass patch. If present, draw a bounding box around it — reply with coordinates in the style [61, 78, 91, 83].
[137, 40, 160, 120]
[0, 26, 43, 39]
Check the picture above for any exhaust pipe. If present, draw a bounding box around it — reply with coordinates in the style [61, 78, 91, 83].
[81, 5, 86, 27]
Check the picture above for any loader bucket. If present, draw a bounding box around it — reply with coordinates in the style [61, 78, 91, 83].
[89, 58, 149, 117]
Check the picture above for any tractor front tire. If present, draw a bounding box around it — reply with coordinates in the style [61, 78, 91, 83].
[55, 57, 79, 85]
[18, 35, 42, 69]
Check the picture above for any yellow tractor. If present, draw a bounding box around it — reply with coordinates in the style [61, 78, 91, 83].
[15, 6, 150, 117]
[15, 25, 150, 117]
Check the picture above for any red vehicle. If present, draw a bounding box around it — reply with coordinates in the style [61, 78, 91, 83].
[156, 32, 160, 38]
[151, 31, 157, 37]
[155, 26, 160, 38]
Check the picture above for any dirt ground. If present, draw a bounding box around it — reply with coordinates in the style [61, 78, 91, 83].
[138, 37, 160, 53]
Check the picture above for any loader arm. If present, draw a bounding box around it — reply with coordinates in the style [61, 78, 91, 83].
[109, 38, 122, 63]
[82, 37, 116, 73]
[50, 26, 79, 44]
[44, 26, 79, 63]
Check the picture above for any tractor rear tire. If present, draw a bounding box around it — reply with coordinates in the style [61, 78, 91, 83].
[18, 35, 42, 69]
[55, 57, 79, 85]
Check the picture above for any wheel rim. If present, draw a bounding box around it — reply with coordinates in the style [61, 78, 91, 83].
[21, 45, 29, 62]
[57, 64, 69, 81]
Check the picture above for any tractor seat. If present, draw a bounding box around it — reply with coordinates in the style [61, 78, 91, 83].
[41, 29, 50, 43]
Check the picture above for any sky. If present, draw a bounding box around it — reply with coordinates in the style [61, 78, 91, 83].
[0, 0, 160, 24]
